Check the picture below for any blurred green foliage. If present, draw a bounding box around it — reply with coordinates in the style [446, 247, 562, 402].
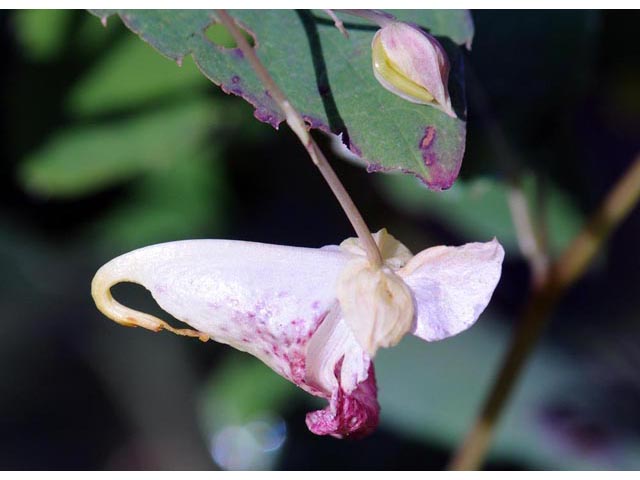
[200, 352, 299, 429]
[378, 173, 583, 256]
[13, 10, 71, 61]
[94, 151, 228, 251]
[12, 10, 252, 254]
[68, 41, 207, 116]
[20, 100, 216, 197]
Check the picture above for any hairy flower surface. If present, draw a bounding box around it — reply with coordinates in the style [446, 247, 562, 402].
[372, 21, 455, 117]
[92, 230, 503, 438]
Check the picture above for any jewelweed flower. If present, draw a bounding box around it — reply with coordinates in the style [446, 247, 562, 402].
[92, 230, 503, 438]
[372, 21, 456, 118]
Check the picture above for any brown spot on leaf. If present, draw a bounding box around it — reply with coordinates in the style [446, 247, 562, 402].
[420, 126, 437, 151]
[419, 126, 438, 168]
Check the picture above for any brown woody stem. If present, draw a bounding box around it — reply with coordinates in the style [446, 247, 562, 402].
[449, 154, 640, 470]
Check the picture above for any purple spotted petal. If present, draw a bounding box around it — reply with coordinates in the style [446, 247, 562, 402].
[304, 303, 378, 438]
[92, 239, 378, 437]
[306, 362, 379, 438]
[399, 238, 504, 341]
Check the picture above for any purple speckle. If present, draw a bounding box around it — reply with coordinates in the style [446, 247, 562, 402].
[423, 152, 436, 166]
[305, 363, 379, 438]
[302, 115, 330, 133]
[220, 83, 241, 96]
[416, 125, 461, 190]
[311, 301, 320, 310]
[231, 48, 244, 59]
[348, 141, 362, 157]
[423, 160, 457, 190]
[366, 163, 384, 173]
[231, 75, 240, 84]
[254, 107, 279, 128]
[420, 126, 436, 153]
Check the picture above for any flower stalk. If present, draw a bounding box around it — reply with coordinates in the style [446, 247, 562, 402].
[338, 9, 396, 28]
[215, 10, 383, 269]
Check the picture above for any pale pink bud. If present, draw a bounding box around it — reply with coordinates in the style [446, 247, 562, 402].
[372, 21, 456, 118]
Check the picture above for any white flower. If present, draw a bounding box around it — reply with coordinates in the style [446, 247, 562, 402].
[92, 230, 504, 438]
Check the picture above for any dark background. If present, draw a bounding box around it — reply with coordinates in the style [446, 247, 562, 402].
[1, 10, 639, 470]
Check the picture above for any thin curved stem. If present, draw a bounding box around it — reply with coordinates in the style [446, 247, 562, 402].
[324, 10, 349, 38]
[448, 153, 640, 470]
[337, 9, 396, 28]
[216, 10, 382, 268]
[506, 178, 550, 286]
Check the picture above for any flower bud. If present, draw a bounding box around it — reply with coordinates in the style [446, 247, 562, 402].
[337, 229, 415, 357]
[337, 258, 414, 357]
[372, 21, 455, 118]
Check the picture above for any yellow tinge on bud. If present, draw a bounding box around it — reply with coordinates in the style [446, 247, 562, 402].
[372, 21, 456, 118]
[339, 228, 413, 270]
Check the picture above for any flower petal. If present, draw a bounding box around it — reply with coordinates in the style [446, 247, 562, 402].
[305, 304, 370, 395]
[339, 228, 413, 270]
[399, 238, 505, 341]
[337, 258, 414, 357]
[306, 362, 379, 439]
[305, 305, 379, 438]
[91, 239, 379, 437]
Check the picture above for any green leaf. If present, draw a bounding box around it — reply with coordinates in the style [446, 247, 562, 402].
[12, 10, 72, 61]
[68, 36, 209, 116]
[90, 9, 472, 190]
[19, 98, 216, 198]
[376, 323, 640, 469]
[379, 175, 583, 255]
[94, 151, 228, 251]
[378, 173, 583, 256]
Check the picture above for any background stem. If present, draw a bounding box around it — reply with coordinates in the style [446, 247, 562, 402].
[215, 10, 382, 267]
[448, 153, 640, 470]
[337, 10, 396, 27]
